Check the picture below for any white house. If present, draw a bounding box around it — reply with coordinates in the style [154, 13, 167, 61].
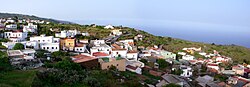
[180, 65, 193, 77]
[5, 19, 15, 23]
[23, 23, 38, 33]
[111, 48, 127, 58]
[111, 29, 122, 36]
[4, 30, 27, 42]
[206, 63, 219, 71]
[74, 43, 87, 53]
[119, 39, 134, 46]
[104, 25, 114, 29]
[40, 43, 60, 52]
[182, 55, 195, 60]
[5, 24, 17, 30]
[90, 40, 106, 46]
[178, 52, 186, 56]
[81, 32, 89, 36]
[55, 30, 80, 38]
[30, 35, 60, 52]
[126, 51, 138, 61]
[90, 44, 112, 55]
[30, 35, 59, 43]
[139, 50, 151, 58]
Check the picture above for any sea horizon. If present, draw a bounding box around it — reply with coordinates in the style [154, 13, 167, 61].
[72, 19, 250, 48]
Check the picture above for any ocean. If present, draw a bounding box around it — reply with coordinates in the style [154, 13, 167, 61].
[73, 19, 250, 48]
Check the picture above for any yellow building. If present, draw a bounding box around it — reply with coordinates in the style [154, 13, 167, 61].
[60, 38, 76, 51]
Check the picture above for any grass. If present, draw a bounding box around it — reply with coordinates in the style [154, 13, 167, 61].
[0, 70, 36, 87]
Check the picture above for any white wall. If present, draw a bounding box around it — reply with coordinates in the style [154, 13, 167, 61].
[40, 43, 60, 52]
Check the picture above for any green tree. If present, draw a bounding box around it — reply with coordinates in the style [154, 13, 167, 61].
[0, 51, 12, 72]
[51, 51, 69, 61]
[13, 43, 25, 50]
[157, 59, 170, 69]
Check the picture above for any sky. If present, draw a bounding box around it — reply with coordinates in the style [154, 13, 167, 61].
[0, 0, 249, 47]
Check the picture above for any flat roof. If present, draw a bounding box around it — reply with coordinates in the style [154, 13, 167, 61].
[71, 54, 97, 63]
[22, 49, 36, 54]
[7, 50, 24, 56]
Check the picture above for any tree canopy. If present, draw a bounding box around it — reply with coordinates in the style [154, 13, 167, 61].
[13, 43, 25, 50]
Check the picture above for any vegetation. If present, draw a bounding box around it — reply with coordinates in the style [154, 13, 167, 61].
[33, 59, 143, 87]
[0, 70, 36, 87]
[0, 51, 12, 72]
[12, 43, 25, 50]
[171, 69, 183, 75]
[157, 59, 170, 69]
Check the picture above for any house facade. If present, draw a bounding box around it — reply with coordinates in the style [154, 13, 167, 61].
[4, 30, 27, 42]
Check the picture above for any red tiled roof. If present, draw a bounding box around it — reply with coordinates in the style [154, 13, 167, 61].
[207, 63, 218, 66]
[126, 65, 138, 70]
[127, 50, 138, 53]
[112, 48, 127, 51]
[112, 44, 121, 49]
[93, 52, 109, 57]
[71, 54, 97, 63]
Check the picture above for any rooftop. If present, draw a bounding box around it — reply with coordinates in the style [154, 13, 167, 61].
[71, 54, 97, 63]
[93, 52, 109, 57]
[7, 50, 24, 56]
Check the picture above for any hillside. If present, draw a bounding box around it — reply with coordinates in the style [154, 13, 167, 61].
[0, 13, 73, 24]
[38, 23, 250, 63]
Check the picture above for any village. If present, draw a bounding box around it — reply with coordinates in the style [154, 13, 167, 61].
[1, 17, 250, 87]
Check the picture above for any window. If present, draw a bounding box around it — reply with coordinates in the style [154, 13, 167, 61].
[80, 49, 82, 51]
[117, 64, 119, 66]
[107, 66, 109, 68]
[107, 49, 109, 51]
[52, 47, 54, 49]
[38, 40, 40, 42]
[43, 47, 45, 49]
[116, 52, 119, 54]
[43, 40, 45, 42]
[55, 47, 57, 49]
[47, 47, 49, 49]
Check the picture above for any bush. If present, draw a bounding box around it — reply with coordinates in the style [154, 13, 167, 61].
[13, 43, 25, 50]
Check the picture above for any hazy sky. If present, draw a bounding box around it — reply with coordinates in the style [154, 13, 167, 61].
[0, 0, 249, 27]
[0, 0, 250, 47]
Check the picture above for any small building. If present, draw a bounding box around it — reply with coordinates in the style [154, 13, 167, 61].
[23, 23, 37, 33]
[232, 65, 244, 75]
[4, 30, 28, 42]
[74, 43, 87, 53]
[7, 49, 37, 67]
[180, 65, 192, 77]
[104, 25, 114, 29]
[206, 63, 219, 71]
[111, 29, 122, 36]
[71, 54, 99, 69]
[126, 65, 142, 74]
[182, 55, 195, 60]
[5, 24, 17, 30]
[160, 50, 176, 60]
[60, 38, 76, 51]
[126, 50, 138, 61]
[99, 57, 126, 71]
[55, 30, 80, 38]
